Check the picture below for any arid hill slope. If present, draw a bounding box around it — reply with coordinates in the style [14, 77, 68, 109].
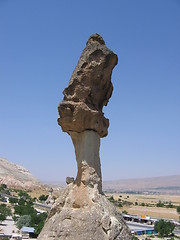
[0, 157, 40, 190]
[103, 175, 180, 195]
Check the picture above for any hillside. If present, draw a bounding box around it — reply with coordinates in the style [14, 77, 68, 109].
[0, 157, 41, 190]
[103, 175, 180, 195]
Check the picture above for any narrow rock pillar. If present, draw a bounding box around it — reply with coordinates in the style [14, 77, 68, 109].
[70, 130, 102, 193]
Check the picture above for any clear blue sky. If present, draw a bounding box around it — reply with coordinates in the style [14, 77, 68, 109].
[0, 0, 180, 182]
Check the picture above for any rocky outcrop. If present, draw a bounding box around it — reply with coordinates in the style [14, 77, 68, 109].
[0, 158, 40, 190]
[38, 34, 131, 240]
[58, 34, 118, 138]
[38, 184, 131, 240]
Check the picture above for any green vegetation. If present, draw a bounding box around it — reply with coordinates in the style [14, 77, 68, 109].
[16, 215, 31, 229]
[39, 194, 48, 202]
[107, 195, 133, 208]
[132, 236, 139, 240]
[0, 185, 48, 235]
[177, 206, 180, 214]
[156, 200, 164, 207]
[0, 204, 11, 222]
[9, 197, 18, 204]
[12, 190, 48, 234]
[0, 184, 10, 195]
[0, 195, 6, 202]
[0, 184, 7, 190]
[108, 196, 115, 203]
[154, 219, 175, 237]
[166, 201, 173, 208]
[122, 210, 128, 214]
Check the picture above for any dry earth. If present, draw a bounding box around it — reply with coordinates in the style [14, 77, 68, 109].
[108, 193, 180, 220]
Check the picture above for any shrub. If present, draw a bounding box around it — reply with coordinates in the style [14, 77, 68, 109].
[39, 194, 48, 202]
[157, 200, 164, 207]
[122, 210, 128, 214]
[108, 196, 115, 203]
[177, 206, 180, 214]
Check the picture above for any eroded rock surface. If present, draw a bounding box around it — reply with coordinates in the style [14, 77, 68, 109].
[58, 34, 118, 138]
[38, 34, 131, 240]
[70, 130, 102, 193]
[38, 184, 131, 240]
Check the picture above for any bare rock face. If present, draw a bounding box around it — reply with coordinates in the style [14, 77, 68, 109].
[38, 184, 131, 240]
[70, 131, 102, 193]
[38, 34, 131, 240]
[58, 33, 118, 138]
[0, 158, 40, 190]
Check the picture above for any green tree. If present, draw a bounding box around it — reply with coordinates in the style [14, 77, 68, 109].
[14, 203, 36, 216]
[167, 201, 173, 208]
[0, 195, 6, 202]
[16, 215, 31, 229]
[177, 206, 180, 214]
[31, 212, 48, 235]
[122, 210, 128, 214]
[39, 194, 48, 202]
[154, 219, 175, 237]
[0, 184, 7, 190]
[18, 190, 31, 200]
[0, 204, 11, 222]
[9, 197, 18, 204]
[157, 200, 164, 207]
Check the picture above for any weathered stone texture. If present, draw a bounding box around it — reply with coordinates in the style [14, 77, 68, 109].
[38, 34, 132, 240]
[38, 184, 132, 240]
[58, 34, 118, 138]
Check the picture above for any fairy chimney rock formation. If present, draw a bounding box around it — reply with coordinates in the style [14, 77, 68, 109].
[38, 34, 131, 240]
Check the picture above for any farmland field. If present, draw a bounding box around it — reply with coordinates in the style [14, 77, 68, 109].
[106, 193, 180, 220]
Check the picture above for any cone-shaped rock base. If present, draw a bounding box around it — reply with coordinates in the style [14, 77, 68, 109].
[38, 184, 131, 240]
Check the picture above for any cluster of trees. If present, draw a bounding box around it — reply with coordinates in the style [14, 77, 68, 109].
[38, 194, 48, 202]
[156, 200, 174, 208]
[0, 187, 48, 236]
[107, 195, 133, 208]
[0, 204, 11, 222]
[11, 190, 48, 235]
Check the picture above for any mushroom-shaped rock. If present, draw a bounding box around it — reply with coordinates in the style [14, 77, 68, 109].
[58, 33, 118, 138]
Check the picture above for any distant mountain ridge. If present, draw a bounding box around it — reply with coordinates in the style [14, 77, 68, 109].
[103, 175, 180, 195]
[0, 157, 40, 189]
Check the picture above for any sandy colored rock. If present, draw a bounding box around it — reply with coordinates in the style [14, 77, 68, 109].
[38, 184, 132, 240]
[38, 34, 131, 240]
[66, 177, 74, 185]
[0, 158, 40, 190]
[70, 130, 102, 193]
[58, 33, 118, 138]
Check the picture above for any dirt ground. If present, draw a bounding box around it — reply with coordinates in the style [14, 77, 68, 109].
[124, 205, 179, 220]
[106, 193, 180, 220]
